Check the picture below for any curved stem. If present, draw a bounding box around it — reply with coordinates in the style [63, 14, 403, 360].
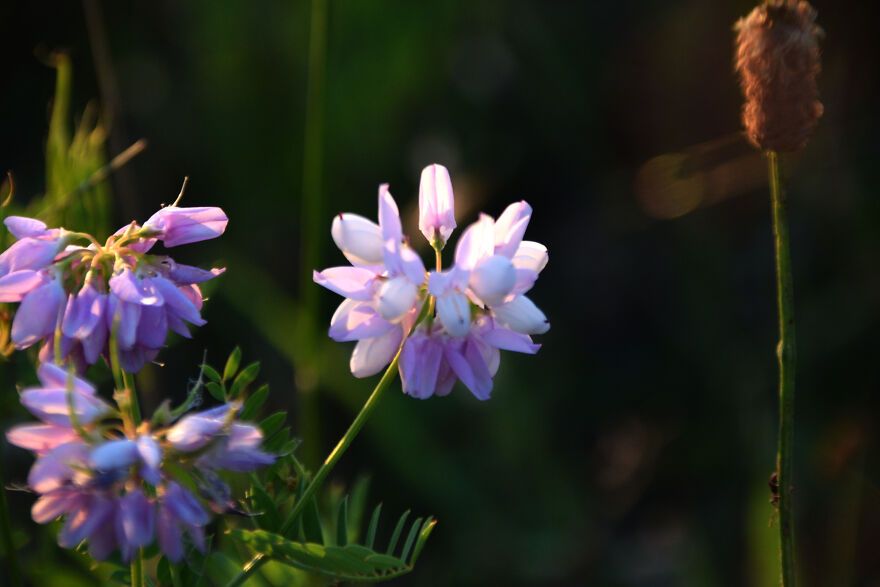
[768, 151, 796, 587]
[225, 352, 403, 587]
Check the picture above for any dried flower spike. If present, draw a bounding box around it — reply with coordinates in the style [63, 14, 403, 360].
[734, 0, 823, 152]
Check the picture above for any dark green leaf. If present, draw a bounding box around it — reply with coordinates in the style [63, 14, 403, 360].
[302, 495, 324, 545]
[264, 427, 290, 453]
[276, 438, 300, 456]
[259, 412, 286, 438]
[202, 552, 240, 585]
[386, 509, 410, 556]
[241, 384, 269, 421]
[401, 517, 422, 563]
[248, 475, 280, 532]
[201, 364, 221, 382]
[205, 381, 226, 402]
[364, 553, 407, 570]
[411, 518, 437, 564]
[157, 557, 172, 586]
[230, 361, 260, 397]
[223, 347, 241, 381]
[366, 503, 382, 550]
[337, 496, 349, 546]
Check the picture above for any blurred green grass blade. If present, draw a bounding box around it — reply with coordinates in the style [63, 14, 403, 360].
[400, 517, 422, 564]
[336, 496, 349, 547]
[385, 509, 409, 556]
[366, 502, 382, 550]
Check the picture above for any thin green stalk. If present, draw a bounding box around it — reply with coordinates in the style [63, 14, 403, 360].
[0, 457, 23, 586]
[768, 150, 796, 587]
[123, 370, 141, 426]
[131, 548, 144, 587]
[297, 0, 329, 471]
[225, 352, 403, 587]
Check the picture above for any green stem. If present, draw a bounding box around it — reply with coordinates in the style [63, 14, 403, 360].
[131, 548, 144, 587]
[123, 370, 141, 426]
[296, 0, 329, 471]
[225, 352, 403, 587]
[0, 456, 23, 587]
[768, 151, 796, 587]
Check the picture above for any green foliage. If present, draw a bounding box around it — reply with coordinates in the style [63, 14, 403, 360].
[227, 511, 436, 583]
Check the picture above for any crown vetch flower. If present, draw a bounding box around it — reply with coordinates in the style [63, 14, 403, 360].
[315, 163, 549, 399]
[5, 364, 274, 563]
[314, 183, 426, 378]
[0, 201, 227, 372]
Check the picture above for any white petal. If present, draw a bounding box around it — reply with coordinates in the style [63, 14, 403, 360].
[331, 213, 384, 267]
[491, 295, 549, 335]
[435, 290, 472, 337]
[511, 241, 548, 274]
[469, 254, 516, 307]
[377, 276, 419, 322]
[454, 214, 495, 271]
[350, 327, 403, 378]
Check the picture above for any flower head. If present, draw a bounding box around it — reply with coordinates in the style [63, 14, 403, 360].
[0, 200, 227, 372]
[5, 364, 274, 563]
[315, 163, 549, 399]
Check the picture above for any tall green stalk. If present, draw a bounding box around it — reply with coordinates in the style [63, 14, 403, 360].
[226, 352, 403, 587]
[297, 0, 329, 471]
[768, 151, 796, 587]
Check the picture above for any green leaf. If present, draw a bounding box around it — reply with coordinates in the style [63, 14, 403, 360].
[248, 475, 280, 533]
[337, 496, 349, 546]
[301, 495, 324, 545]
[205, 381, 226, 402]
[201, 364, 222, 382]
[241, 384, 269, 421]
[264, 427, 290, 453]
[259, 412, 286, 438]
[202, 552, 241, 585]
[223, 347, 242, 381]
[157, 557, 172, 586]
[366, 503, 382, 550]
[386, 509, 409, 556]
[411, 518, 437, 565]
[228, 529, 415, 581]
[400, 517, 422, 563]
[276, 438, 300, 456]
[230, 361, 260, 397]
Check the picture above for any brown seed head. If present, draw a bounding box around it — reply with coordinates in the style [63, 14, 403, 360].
[734, 0, 823, 152]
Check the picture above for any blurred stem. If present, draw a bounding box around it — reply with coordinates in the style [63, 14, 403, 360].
[768, 151, 796, 587]
[226, 351, 402, 587]
[130, 549, 144, 587]
[0, 456, 23, 586]
[123, 370, 141, 426]
[297, 0, 329, 471]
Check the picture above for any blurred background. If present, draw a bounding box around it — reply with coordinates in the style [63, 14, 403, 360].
[1, 0, 879, 585]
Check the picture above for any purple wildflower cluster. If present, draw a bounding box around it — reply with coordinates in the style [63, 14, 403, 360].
[314, 164, 549, 400]
[5, 363, 274, 562]
[0, 206, 227, 372]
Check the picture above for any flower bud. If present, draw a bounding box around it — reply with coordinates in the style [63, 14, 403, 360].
[735, 0, 823, 152]
[418, 164, 456, 246]
[142, 206, 228, 247]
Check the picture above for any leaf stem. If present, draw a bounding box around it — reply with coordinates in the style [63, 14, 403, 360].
[768, 150, 796, 587]
[225, 351, 403, 586]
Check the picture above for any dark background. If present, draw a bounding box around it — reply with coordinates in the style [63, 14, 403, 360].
[1, 1, 879, 585]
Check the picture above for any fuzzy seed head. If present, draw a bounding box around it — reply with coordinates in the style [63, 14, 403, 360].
[734, 0, 823, 152]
